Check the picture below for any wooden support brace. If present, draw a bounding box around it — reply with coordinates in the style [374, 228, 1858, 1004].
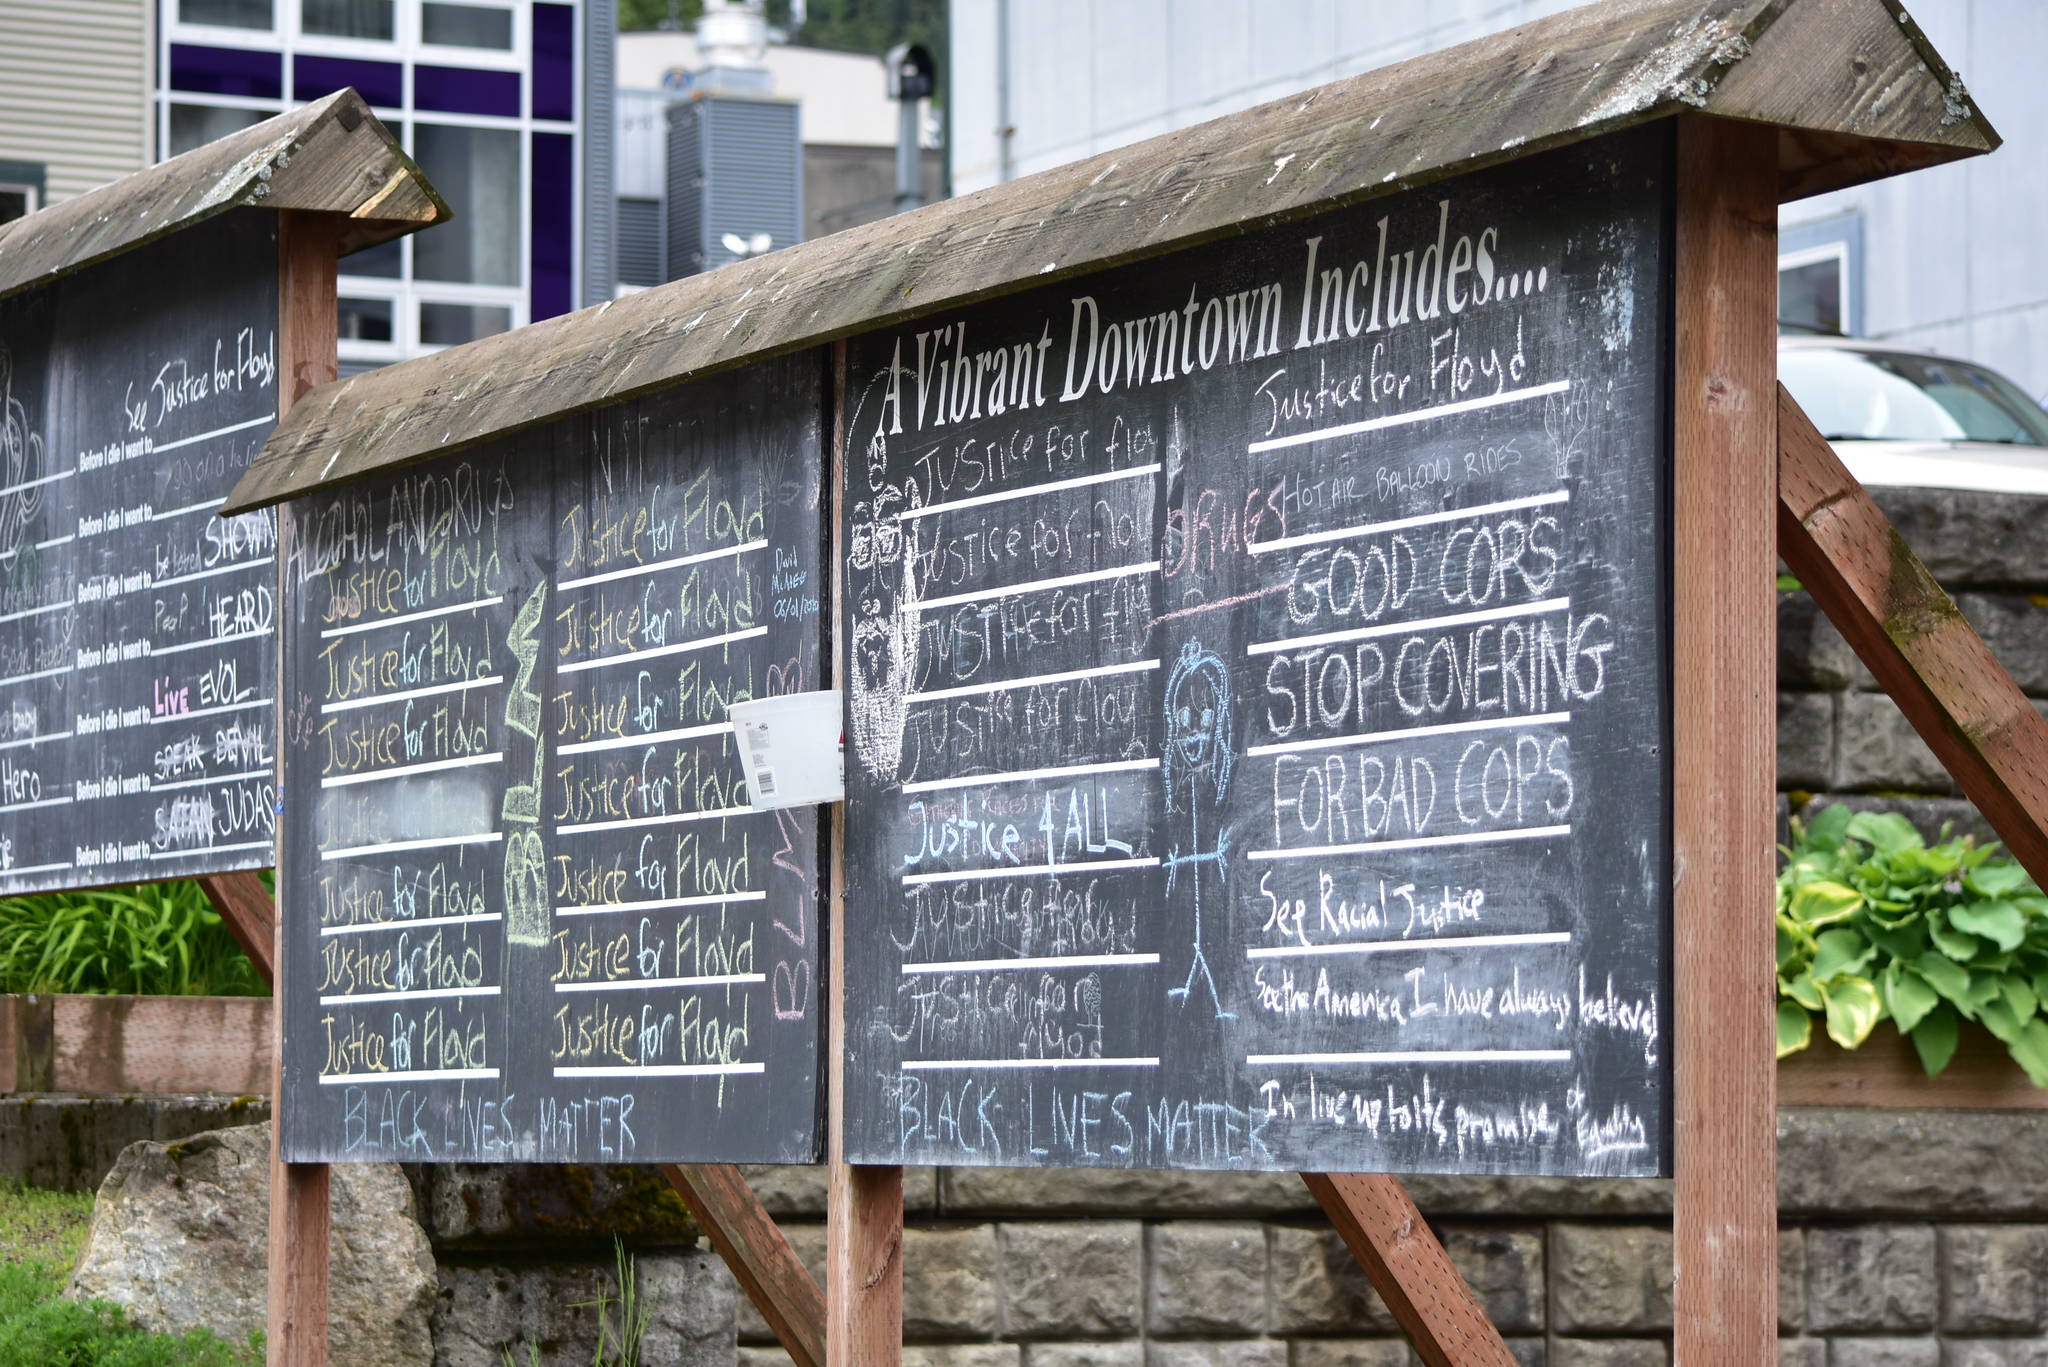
[661, 1164, 826, 1367]
[1671, 115, 1780, 1365]
[1777, 385, 2048, 888]
[198, 871, 277, 980]
[1303, 1172, 1516, 1366]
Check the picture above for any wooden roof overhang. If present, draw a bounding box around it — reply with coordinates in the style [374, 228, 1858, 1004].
[223, 0, 1997, 514]
[0, 89, 446, 304]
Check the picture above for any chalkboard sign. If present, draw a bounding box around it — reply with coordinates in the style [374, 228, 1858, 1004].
[278, 353, 826, 1164]
[0, 212, 279, 893]
[841, 128, 1673, 1177]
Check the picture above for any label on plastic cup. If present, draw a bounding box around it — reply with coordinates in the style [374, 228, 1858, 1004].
[728, 690, 845, 809]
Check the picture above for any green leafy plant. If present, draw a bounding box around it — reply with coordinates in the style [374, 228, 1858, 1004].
[1778, 804, 2048, 1082]
[0, 882, 266, 998]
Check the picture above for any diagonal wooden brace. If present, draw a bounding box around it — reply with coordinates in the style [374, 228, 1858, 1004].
[662, 1164, 827, 1367]
[198, 871, 278, 980]
[1777, 384, 2048, 887]
[1302, 1172, 1517, 1366]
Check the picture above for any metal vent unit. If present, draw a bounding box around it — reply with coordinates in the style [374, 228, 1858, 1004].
[665, 94, 802, 279]
[617, 197, 665, 287]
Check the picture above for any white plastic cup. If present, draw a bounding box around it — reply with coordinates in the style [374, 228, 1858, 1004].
[728, 690, 845, 809]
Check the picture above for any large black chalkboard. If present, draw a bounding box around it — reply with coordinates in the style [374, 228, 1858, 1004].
[841, 129, 1673, 1176]
[279, 352, 826, 1164]
[0, 212, 279, 893]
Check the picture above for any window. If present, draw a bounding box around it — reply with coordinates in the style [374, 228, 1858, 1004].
[412, 123, 521, 286]
[1779, 214, 1862, 336]
[168, 103, 269, 156]
[423, 3, 512, 50]
[419, 302, 513, 346]
[179, 0, 273, 28]
[339, 297, 395, 343]
[0, 164, 41, 226]
[300, 0, 394, 40]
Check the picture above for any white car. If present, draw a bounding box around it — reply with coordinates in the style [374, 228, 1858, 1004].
[1778, 335, 2048, 496]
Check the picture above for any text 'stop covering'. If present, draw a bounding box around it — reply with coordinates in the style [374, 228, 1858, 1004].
[0, 212, 279, 892]
[280, 355, 826, 1164]
[841, 128, 1674, 1177]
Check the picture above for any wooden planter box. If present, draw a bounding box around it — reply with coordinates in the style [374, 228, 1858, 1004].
[0, 994, 272, 1095]
[1778, 1028, 2048, 1110]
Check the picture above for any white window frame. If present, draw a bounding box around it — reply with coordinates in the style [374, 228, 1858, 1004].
[0, 182, 40, 222]
[154, 0, 582, 366]
[1777, 240, 1854, 337]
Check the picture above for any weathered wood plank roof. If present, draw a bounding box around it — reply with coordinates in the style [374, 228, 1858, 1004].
[225, 0, 1997, 512]
[0, 89, 446, 304]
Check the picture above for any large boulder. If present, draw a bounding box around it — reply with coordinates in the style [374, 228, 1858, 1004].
[67, 1121, 436, 1367]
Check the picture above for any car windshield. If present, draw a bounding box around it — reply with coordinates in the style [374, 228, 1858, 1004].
[1779, 347, 2048, 446]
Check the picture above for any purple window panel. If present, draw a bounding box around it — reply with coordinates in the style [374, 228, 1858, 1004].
[532, 4, 575, 122]
[169, 44, 282, 99]
[531, 132, 574, 320]
[293, 55, 403, 108]
[413, 64, 521, 118]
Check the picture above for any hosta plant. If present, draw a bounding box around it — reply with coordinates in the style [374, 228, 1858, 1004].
[1777, 804, 2048, 1083]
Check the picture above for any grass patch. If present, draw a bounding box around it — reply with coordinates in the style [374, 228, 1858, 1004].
[0, 881, 267, 997]
[0, 1183, 261, 1366]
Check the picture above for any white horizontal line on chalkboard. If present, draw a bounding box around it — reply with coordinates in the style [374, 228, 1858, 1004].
[908, 560, 1162, 613]
[319, 594, 506, 639]
[1246, 489, 1572, 556]
[902, 952, 1161, 974]
[554, 538, 767, 590]
[321, 752, 504, 789]
[35, 534, 72, 550]
[554, 1063, 765, 1078]
[152, 769, 268, 792]
[323, 674, 504, 714]
[556, 891, 766, 916]
[149, 497, 225, 522]
[557, 624, 769, 674]
[0, 795, 72, 814]
[152, 414, 272, 453]
[1247, 824, 1571, 862]
[555, 805, 753, 836]
[896, 463, 1161, 522]
[1247, 380, 1571, 455]
[149, 839, 272, 861]
[1247, 931, 1572, 960]
[1246, 712, 1572, 758]
[901, 1057, 1159, 1070]
[558, 721, 734, 756]
[901, 756, 1158, 794]
[319, 1068, 499, 1085]
[907, 658, 1159, 704]
[148, 696, 272, 725]
[152, 628, 267, 657]
[902, 856, 1161, 886]
[152, 555, 275, 589]
[0, 861, 73, 876]
[321, 831, 502, 861]
[318, 985, 501, 1005]
[0, 664, 70, 687]
[555, 973, 766, 993]
[1247, 1049, 1572, 1065]
[321, 912, 503, 938]
[0, 730, 71, 750]
[1247, 596, 1570, 656]
[0, 599, 73, 624]
[0, 469, 73, 498]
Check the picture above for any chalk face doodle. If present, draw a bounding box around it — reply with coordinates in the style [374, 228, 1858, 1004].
[842, 126, 1675, 1178]
[1163, 640, 1234, 1020]
[276, 353, 827, 1165]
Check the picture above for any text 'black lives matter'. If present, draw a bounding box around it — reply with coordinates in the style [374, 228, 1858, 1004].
[841, 128, 1674, 1178]
[0, 212, 280, 894]
[279, 353, 826, 1164]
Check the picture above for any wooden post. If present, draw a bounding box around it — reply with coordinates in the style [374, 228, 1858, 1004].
[662, 1165, 827, 1367]
[1303, 1174, 1516, 1366]
[268, 210, 337, 1367]
[1777, 385, 2048, 888]
[1671, 115, 1779, 1364]
[825, 339, 904, 1366]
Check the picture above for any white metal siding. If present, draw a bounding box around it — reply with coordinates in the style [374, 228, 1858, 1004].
[0, 0, 150, 202]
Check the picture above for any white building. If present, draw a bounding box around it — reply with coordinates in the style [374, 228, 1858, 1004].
[948, 0, 2048, 393]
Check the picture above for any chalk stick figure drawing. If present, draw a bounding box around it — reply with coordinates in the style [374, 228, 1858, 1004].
[501, 581, 551, 947]
[0, 348, 46, 571]
[1543, 378, 1591, 479]
[1163, 638, 1234, 1020]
